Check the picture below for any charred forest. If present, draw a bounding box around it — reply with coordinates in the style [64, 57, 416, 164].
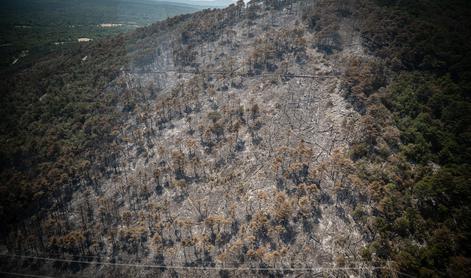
[0, 0, 470, 277]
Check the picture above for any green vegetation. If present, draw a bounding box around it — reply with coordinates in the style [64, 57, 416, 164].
[365, 71, 471, 276]
[0, 0, 202, 69]
[346, 0, 471, 276]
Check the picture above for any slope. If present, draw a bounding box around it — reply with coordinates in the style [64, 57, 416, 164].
[0, 0, 470, 277]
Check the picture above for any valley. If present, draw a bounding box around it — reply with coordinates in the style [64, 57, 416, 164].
[0, 0, 206, 70]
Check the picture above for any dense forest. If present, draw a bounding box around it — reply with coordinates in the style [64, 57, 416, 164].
[354, 1, 471, 276]
[0, 0, 470, 277]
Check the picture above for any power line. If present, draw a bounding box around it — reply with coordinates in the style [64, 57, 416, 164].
[0, 271, 55, 278]
[0, 253, 387, 272]
[1, 254, 417, 277]
[394, 270, 417, 278]
[5, 251, 380, 267]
